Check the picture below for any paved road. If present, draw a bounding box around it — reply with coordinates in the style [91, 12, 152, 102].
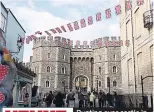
[39, 93, 99, 107]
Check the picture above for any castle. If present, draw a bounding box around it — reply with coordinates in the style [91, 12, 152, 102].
[28, 36, 122, 95]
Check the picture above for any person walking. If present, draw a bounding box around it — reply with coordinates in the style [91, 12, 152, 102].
[78, 91, 84, 107]
[54, 91, 64, 107]
[98, 90, 103, 108]
[45, 91, 54, 107]
[89, 92, 95, 107]
[66, 90, 75, 107]
[24, 93, 30, 107]
[106, 92, 112, 107]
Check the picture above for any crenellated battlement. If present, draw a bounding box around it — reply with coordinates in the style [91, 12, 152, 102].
[33, 36, 121, 49]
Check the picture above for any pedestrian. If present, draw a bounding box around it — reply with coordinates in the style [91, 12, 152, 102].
[78, 91, 84, 107]
[54, 91, 64, 107]
[106, 92, 112, 107]
[24, 93, 30, 107]
[45, 91, 54, 107]
[98, 90, 103, 108]
[66, 90, 75, 107]
[89, 92, 95, 107]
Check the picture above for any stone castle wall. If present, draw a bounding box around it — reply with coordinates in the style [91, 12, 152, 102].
[31, 36, 122, 94]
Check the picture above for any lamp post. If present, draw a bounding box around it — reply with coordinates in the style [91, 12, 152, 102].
[62, 80, 65, 93]
[10, 37, 23, 54]
[96, 75, 99, 94]
[141, 75, 153, 108]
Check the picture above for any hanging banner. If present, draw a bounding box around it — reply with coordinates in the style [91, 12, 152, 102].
[23, 0, 145, 45]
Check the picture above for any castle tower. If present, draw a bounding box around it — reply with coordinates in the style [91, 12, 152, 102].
[32, 36, 71, 95]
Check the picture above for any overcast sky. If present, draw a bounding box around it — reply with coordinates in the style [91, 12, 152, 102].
[1, 0, 120, 62]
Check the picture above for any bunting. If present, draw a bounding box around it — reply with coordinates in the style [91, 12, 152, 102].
[23, 0, 145, 44]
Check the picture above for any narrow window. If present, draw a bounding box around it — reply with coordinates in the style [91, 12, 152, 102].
[47, 66, 50, 72]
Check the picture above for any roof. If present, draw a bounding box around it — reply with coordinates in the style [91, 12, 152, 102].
[0, 2, 8, 14]
[7, 9, 26, 33]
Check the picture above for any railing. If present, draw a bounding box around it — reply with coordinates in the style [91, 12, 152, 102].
[143, 9, 153, 29]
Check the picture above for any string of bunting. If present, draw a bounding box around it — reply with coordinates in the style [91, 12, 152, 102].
[22, 0, 145, 45]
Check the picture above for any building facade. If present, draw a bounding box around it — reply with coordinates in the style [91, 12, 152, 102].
[29, 36, 122, 95]
[120, 0, 153, 102]
[0, 2, 26, 62]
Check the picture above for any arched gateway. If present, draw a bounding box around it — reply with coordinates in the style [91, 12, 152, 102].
[74, 75, 89, 91]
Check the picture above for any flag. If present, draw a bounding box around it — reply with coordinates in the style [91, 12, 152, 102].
[76, 40, 80, 47]
[96, 12, 101, 21]
[31, 35, 37, 40]
[105, 41, 109, 47]
[83, 41, 87, 47]
[26, 38, 29, 44]
[70, 40, 73, 46]
[55, 27, 62, 33]
[119, 40, 123, 46]
[50, 29, 57, 34]
[125, 40, 130, 47]
[73, 21, 79, 30]
[67, 23, 73, 31]
[45, 31, 51, 36]
[125, 0, 132, 11]
[90, 41, 94, 47]
[115, 5, 121, 15]
[28, 35, 33, 41]
[105, 8, 111, 19]
[35, 31, 42, 35]
[61, 26, 67, 32]
[62, 38, 66, 46]
[88, 16, 93, 25]
[80, 19, 86, 28]
[137, 0, 144, 6]
[98, 40, 102, 47]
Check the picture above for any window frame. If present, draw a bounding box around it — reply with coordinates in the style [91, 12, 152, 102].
[47, 66, 50, 72]
[45, 81, 50, 88]
[113, 66, 117, 73]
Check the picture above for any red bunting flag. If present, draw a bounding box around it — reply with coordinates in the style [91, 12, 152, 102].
[105, 41, 109, 47]
[45, 31, 51, 36]
[125, 0, 132, 11]
[55, 27, 62, 33]
[83, 41, 87, 47]
[96, 12, 101, 21]
[62, 38, 66, 46]
[90, 41, 94, 47]
[88, 16, 93, 25]
[67, 23, 73, 31]
[137, 0, 144, 6]
[115, 5, 121, 15]
[125, 40, 130, 47]
[61, 26, 67, 32]
[80, 19, 86, 28]
[105, 8, 111, 19]
[119, 40, 123, 46]
[98, 40, 102, 47]
[73, 21, 79, 30]
[31, 35, 37, 40]
[70, 40, 73, 46]
[76, 40, 80, 47]
[35, 31, 42, 35]
[28, 35, 33, 41]
[26, 38, 30, 44]
[50, 29, 57, 34]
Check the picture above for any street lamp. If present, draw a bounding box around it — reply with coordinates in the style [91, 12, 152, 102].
[141, 75, 153, 108]
[10, 37, 23, 54]
[62, 80, 65, 93]
[96, 75, 99, 93]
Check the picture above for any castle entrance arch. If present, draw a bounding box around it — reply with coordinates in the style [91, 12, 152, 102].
[75, 75, 89, 91]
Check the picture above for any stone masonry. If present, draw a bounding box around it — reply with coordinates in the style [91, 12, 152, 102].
[29, 36, 122, 95]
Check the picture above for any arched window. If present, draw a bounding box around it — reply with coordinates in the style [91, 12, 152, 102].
[45, 81, 50, 88]
[113, 66, 117, 73]
[99, 67, 101, 74]
[47, 66, 50, 72]
[99, 81, 101, 87]
[63, 55, 65, 60]
[113, 81, 117, 87]
[62, 67, 66, 74]
[113, 54, 116, 60]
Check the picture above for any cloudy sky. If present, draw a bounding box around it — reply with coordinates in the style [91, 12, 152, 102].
[1, 0, 120, 62]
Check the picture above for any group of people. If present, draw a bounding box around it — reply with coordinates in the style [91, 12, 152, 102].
[78, 89, 119, 108]
[43, 89, 120, 108]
